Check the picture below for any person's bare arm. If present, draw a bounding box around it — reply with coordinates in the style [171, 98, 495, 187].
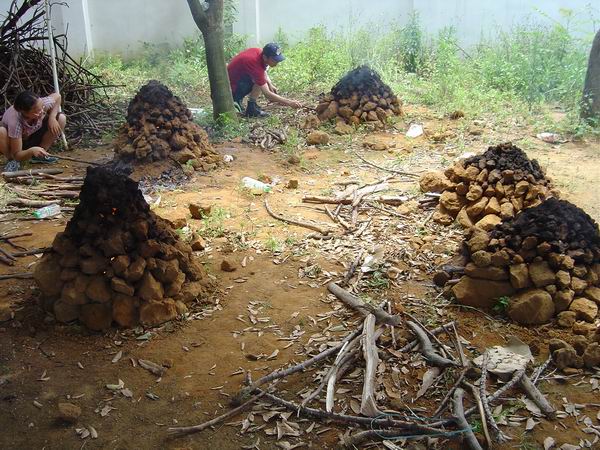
[259, 84, 302, 108]
[265, 72, 277, 94]
[9, 137, 49, 161]
[47, 93, 62, 137]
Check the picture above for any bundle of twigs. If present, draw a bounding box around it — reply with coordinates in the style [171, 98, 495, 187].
[0, 0, 117, 142]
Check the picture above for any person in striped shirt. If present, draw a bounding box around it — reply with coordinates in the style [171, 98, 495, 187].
[1, 91, 66, 172]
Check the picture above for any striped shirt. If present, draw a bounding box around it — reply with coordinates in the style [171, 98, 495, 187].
[1, 96, 56, 139]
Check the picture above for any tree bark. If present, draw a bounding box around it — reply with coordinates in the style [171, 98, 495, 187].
[186, 0, 236, 121]
[582, 29, 600, 120]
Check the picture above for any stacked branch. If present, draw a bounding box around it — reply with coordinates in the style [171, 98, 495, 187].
[0, 0, 115, 140]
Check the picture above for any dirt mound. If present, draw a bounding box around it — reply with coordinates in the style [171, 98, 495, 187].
[491, 198, 600, 257]
[315, 65, 402, 127]
[464, 142, 545, 180]
[440, 198, 600, 335]
[422, 143, 554, 228]
[33, 166, 215, 330]
[113, 80, 221, 174]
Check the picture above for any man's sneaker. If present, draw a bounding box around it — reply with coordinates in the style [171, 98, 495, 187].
[234, 100, 244, 114]
[3, 160, 20, 172]
[245, 101, 269, 118]
[31, 155, 59, 164]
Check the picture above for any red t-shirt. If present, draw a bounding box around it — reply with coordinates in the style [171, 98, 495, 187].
[227, 48, 268, 92]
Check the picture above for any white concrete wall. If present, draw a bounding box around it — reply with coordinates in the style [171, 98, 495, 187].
[0, 0, 598, 59]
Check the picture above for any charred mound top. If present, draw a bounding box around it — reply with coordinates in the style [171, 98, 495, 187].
[113, 80, 220, 173]
[491, 198, 600, 257]
[464, 143, 545, 180]
[331, 65, 395, 100]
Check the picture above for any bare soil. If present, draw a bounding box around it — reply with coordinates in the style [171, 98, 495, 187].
[1, 105, 600, 450]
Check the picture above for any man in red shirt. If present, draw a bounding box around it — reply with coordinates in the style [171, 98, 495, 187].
[228, 43, 302, 118]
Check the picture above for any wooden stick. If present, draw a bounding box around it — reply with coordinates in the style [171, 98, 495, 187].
[0, 246, 16, 261]
[518, 374, 555, 418]
[235, 325, 364, 402]
[353, 151, 419, 178]
[453, 388, 483, 450]
[479, 353, 511, 443]
[0, 272, 34, 281]
[264, 198, 330, 235]
[254, 388, 446, 434]
[407, 321, 457, 368]
[324, 205, 350, 230]
[327, 282, 402, 326]
[7, 198, 58, 207]
[464, 381, 493, 449]
[399, 321, 456, 352]
[0, 232, 32, 241]
[12, 247, 50, 256]
[342, 251, 363, 286]
[432, 368, 469, 417]
[53, 154, 102, 166]
[303, 195, 406, 206]
[360, 314, 382, 417]
[2, 168, 62, 178]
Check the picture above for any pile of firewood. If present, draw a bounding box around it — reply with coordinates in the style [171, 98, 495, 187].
[0, 0, 114, 141]
[420, 143, 555, 229]
[113, 81, 221, 171]
[316, 66, 402, 127]
[33, 167, 215, 330]
[439, 198, 600, 335]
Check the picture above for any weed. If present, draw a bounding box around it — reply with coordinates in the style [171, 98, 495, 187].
[493, 296, 511, 313]
[367, 270, 390, 290]
[264, 236, 283, 253]
[198, 207, 229, 238]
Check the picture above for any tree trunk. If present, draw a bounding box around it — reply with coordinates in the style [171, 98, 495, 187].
[203, 25, 236, 121]
[186, 0, 236, 122]
[582, 29, 600, 120]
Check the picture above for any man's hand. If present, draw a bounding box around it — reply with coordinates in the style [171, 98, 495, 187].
[287, 100, 303, 109]
[48, 117, 62, 137]
[31, 147, 50, 158]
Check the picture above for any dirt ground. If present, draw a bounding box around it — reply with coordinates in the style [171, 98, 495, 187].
[1, 105, 600, 450]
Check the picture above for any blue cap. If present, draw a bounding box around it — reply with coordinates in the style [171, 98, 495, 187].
[263, 43, 285, 62]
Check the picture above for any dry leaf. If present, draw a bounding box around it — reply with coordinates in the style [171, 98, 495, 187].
[111, 351, 122, 364]
[416, 367, 441, 400]
[138, 359, 166, 377]
[525, 418, 537, 431]
[544, 437, 555, 450]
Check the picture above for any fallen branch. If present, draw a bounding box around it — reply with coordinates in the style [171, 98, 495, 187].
[342, 251, 363, 286]
[353, 151, 419, 178]
[12, 247, 50, 256]
[234, 325, 364, 403]
[327, 282, 401, 326]
[360, 314, 383, 417]
[265, 198, 331, 235]
[2, 168, 63, 178]
[303, 195, 406, 206]
[54, 154, 102, 166]
[255, 387, 446, 434]
[0, 272, 34, 281]
[167, 390, 266, 437]
[399, 321, 456, 352]
[518, 374, 555, 418]
[7, 198, 59, 207]
[452, 388, 483, 450]
[464, 381, 493, 449]
[479, 353, 510, 443]
[407, 321, 457, 368]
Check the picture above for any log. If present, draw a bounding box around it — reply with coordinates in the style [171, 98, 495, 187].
[399, 321, 456, 352]
[2, 168, 62, 178]
[452, 388, 484, 450]
[327, 282, 401, 326]
[12, 247, 50, 256]
[359, 314, 383, 417]
[264, 198, 331, 235]
[407, 321, 457, 368]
